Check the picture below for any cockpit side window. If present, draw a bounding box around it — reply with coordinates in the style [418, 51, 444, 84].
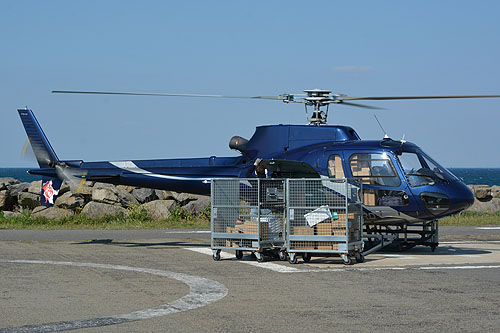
[327, 154, 345, 178]
[349, 153, 401, 187]
[398, 150, 458, 187]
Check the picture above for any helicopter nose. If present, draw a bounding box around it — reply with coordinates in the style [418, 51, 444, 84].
[449, 181, 475, 213]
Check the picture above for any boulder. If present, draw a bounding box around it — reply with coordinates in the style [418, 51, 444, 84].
[491, 185, 500, 198]
[0, 190, 9, 210]
[59, 181, 71, 195]
[71, 183, 92, 196]
[132, 188, 158, 203]
[155, 189, 175, 201]
[18, 192, 40, 209]
[142, 200, 176, 220]
[182, 196, 211, 215]
[81, 201, 128, 219]
[55, 192, 86, 210]
[2, 211, 22, 218]
[0, 177, 20, 190]
[92, 187, 121, 205]
[115, 186, 139, 207]
[117, 185, 137, 193]
[467, 198, 500, 213]
[8, 182, 30, 197]
[28, 180, 42, 194]
[471, 185, 491, 200]
[170, 192, 200, 206]
[32, 206, 74, 219]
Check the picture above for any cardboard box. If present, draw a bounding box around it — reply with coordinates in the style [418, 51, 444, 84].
[363, 192, 376, 206]
[336, 213, 355, 222]
[315, 222, 333, 236]
[235, 220, 268, 238]
[225, 239, 240, 247]
[291, 241, 315, 250]
[292, 226, 314, 235]
[316, 242, 332, 250]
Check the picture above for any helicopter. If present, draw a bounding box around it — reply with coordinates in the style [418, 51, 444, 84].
[18, 88, 500, 249]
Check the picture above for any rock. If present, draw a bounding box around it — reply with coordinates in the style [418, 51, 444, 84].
[18, 192, 40, 209]
[72, 184, 93, 197]
[81, 201, 128, 219]
[8, 182, 30, 197]
[32, 206, 74, 219]
[182, 196, 210, 215]
[28, 180, 42, 194]
[115, 187, 139, 207]
[117, 185, 136, 193]
[55, 192, 86, 210]
[92, 187, 121, 205]
[58, 181, 71, 196]
[142, 200, 176, 220]
[170, 192, 200, 206]
[132, 188, 158, 203]
[0, 190, 9, 210]
[155, 190, 175, 200]
[470, 185, 491, 200]
[0, 177, 20, 190]
[2, 211, 22, 218]
[492, 186, 500, 198]
[467, 198, 500, 213]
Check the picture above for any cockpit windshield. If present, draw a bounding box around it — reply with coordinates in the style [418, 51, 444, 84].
[397, 149, 459, 187]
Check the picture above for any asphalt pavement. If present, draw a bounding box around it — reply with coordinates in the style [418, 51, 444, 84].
[1, 226, 499, 332]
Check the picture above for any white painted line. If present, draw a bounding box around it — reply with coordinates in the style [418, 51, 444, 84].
[185, 247, 500, 274]
[476, 227, 500, 230]
[419, 265, 500, 270]
[440, 241, 500, 244]
[379, 254, 418, 260]
[0, 259, 227, 331]
[165, 230, 211, 234]
[303, 265, 500, 273]
[185, 247, 300, 273]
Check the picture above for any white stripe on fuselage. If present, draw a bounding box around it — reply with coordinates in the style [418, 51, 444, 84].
[110, 161, 210, 181]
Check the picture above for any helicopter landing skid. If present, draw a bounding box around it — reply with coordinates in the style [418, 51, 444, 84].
[363, 220, 439, 253]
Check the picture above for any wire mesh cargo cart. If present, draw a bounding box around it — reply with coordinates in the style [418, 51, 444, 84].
[211, 178, 286, 262]
[286, 178, 364, 265]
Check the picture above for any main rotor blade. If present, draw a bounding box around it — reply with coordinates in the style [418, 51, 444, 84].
[341, 94, 500, 101]
[52, 90, 281, 100]
[339, 101, 385, 110]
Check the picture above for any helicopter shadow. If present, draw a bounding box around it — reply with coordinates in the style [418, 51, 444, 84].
[380, 245, 491, 256]
[72, 239, 210, 249]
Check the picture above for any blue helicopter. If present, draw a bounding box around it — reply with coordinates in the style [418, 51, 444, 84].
[19, 89, 500, 249]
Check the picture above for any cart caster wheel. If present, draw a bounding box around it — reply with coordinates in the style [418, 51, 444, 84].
[288, 253, 298, 265]
[302, 253, 311, 263]
[341, 255, 352, 265]
[255, 252, 265, 263]
[278, 250, 287, 261]
[235, 250, 243, 260]
[213, 250, 221, 261]
[355, 253, 365, 263]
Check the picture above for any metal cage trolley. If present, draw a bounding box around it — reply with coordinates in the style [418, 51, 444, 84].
[286, 178, 364, 265]
[211, 178, 286, 261]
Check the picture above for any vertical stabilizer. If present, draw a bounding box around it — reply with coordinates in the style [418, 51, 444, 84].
[18, 109, 59, 168]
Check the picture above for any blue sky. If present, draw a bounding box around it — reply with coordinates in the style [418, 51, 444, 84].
[1, 1, 500, 167]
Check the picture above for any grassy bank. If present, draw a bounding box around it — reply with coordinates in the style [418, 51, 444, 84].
[1, 209, 499, 230]
[439, 211, 500, 226]
[0, 206, 211, 230]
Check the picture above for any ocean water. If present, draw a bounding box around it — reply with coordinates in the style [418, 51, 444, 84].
[1, 167, 499, 186]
